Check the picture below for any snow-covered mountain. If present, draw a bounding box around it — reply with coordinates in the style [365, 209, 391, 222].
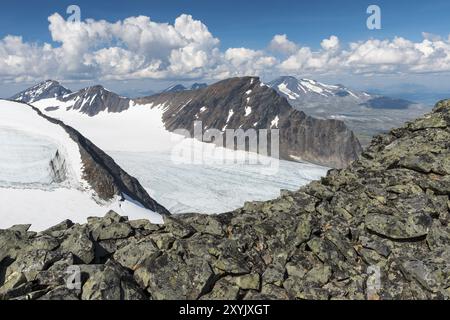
[138, 77, 361, 168]
[10, 80, 72, 103]
[268, 76, 416, 108]
[56, 85, 131, 116]
[0, 99, 168, 230]
[25, 78, 335, 214]
[268, 76, 431, 145]
[269, 76, 370, 102]
[27, 77, 361, 168]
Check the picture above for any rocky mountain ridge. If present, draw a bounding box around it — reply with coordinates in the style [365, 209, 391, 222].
[11, 80, 72, 103]
[1, 99, 449, 300]
[137, 77, 362, 168]
[268, 76, 430, 147]
[268, 76, 415, 109]
[58, 86, 131, 116]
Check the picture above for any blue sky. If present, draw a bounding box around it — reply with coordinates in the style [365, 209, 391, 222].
[2, 0, 449, 49]
[1, 0, 450, 100]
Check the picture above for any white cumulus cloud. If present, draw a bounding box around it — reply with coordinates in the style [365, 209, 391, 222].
[269, 34, 298, 55]
[1, 13, 450, 84]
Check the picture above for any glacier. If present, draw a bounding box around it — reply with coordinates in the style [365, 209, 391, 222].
[32, 98, 329, 215]
[109, 150, 328, 214]
[0, 100, 164, 230]
[0, 128, 64, 187]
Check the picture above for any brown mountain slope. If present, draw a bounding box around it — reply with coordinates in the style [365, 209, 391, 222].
[136, 77, 362, 168]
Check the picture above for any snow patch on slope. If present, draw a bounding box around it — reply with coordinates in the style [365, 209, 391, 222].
[271, 116, 279, 128]
[300, 80, 328, 96]
[278, 83, 300, 100]
[0, 188, 163, 231]
[34, 98, 175, 152]
[110, 150, 327, 214]
[0, 100, 83, 187]
[0, 128, 65, 187]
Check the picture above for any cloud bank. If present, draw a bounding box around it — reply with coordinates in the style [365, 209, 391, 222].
[1, 13, 450, 83]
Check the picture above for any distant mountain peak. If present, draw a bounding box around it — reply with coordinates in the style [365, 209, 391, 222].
[190, 83, 208, 90]
[162, 83, 209, 93]
[268, 76, 357, 100]
[11, 80, 72, 103]
[268, 76, 415, 109]
[267, 75, 425, 147]
[59, 85, 130, 116]
[162, 84, 188, 93]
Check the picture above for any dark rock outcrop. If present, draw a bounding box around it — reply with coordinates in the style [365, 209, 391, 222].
[1, 99, 449, 300]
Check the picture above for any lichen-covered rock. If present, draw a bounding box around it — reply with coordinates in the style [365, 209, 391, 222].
[113, 238, 159, 270]
[38, 286, 80, 300]
[5, 249, 62, 281]
[200, 277, 240, 300]
[91, 222, 133, 241]
[0, 229, 29, 261]
[40, 220, 74, 238]
[365, 213, 431, 240]
[59, 225, 95, 264]
[0, 272, 27, 298]
[81, 261, 146, 300]
[134, 253, 215, 300]
[234, 273, 261, 291]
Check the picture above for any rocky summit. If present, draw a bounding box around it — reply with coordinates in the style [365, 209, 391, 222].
[1, 100, 449, 300]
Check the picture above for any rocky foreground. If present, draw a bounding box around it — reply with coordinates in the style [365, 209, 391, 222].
[1, 101, 450, 300]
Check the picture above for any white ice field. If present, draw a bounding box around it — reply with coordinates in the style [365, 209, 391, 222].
[33, 98, 329, 215]
[0, 100, 164, 231]
[0, 128, 62, 186]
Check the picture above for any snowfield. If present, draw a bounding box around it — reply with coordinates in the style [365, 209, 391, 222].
[33, 98, 329, 214]
[0, 128, 62, 186]
[34, 99, 174, 152]
[109, 150, 327, 214]
[0, 100, 163, 230]
[0, 188, 163, 231]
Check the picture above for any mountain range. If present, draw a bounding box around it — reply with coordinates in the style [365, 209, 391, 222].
[11, 80, 72, 103]
[268, 76, 431, 145]
[15, 77, 362, 168]
[10, 76, 431, 147]
[137, 77, 361, 168]
[268, 76, 414, 109]
[10, 79, 330, 213]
